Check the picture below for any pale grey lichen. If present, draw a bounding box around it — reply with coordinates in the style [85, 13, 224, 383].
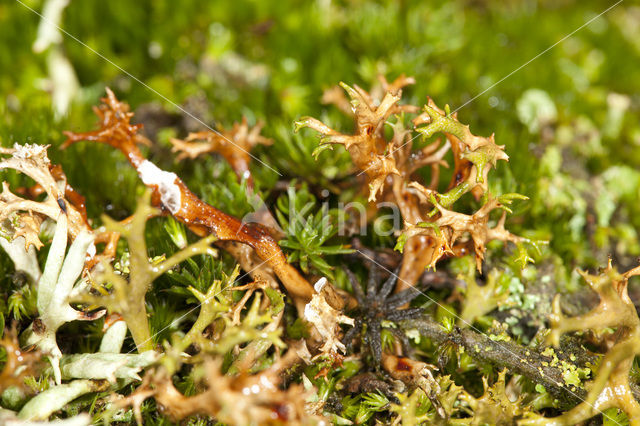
[1, 409, 90, 426]
[56, 351, 158, 382]
[0, 236, 41, 284]
[99, 319, 128, 353]
[23, 214, 105, 384]
[17, 380, 103, 421]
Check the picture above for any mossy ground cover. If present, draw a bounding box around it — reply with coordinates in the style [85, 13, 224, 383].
[1, 0, 640, 424]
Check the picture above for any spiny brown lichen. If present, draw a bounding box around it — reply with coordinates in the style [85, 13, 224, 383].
[296, 78, 417, 202]
[61, 87, 151, 150]
[117, 351, 323, 425]
[297, 77, 530, 291]
[0, 327, 42, 393]
[170, 117, 272, 188]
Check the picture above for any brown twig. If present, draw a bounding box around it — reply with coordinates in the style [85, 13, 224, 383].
[400, 316, 639, 410]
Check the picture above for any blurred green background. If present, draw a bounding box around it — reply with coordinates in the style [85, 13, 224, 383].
[1, 0, 640, 285]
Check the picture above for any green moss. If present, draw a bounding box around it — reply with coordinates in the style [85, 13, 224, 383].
[2, 0, 640, 424]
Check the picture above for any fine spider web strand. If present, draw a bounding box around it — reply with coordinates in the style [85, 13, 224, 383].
[356, 0, 624, 179]
[355, 249, 622, 426]
[14, 0, 283, 178]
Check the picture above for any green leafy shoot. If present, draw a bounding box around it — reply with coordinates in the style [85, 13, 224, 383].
[8, 284, 37, 321]
[276, 181, 352, 279]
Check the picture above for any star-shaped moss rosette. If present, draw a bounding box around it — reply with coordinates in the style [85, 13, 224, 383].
[342, 261, 423, 366]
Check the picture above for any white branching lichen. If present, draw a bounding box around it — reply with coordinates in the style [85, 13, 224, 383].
[0, 236, 41, 284]
[99, 318, 128, 353]
[24, 214, 105, 384]
[0, 410, 90, 426]
[18, 380, 105, 421]
[56, 351, 159, 382]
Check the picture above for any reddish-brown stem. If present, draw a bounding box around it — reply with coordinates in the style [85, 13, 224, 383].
[64, 130, 315, 306]
[62, 89, 322, 309]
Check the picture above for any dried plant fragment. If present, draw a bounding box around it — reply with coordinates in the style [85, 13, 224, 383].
[304, 278, 354, 356]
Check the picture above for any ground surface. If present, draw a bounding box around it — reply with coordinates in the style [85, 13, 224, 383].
[1, 0, 640, 424]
